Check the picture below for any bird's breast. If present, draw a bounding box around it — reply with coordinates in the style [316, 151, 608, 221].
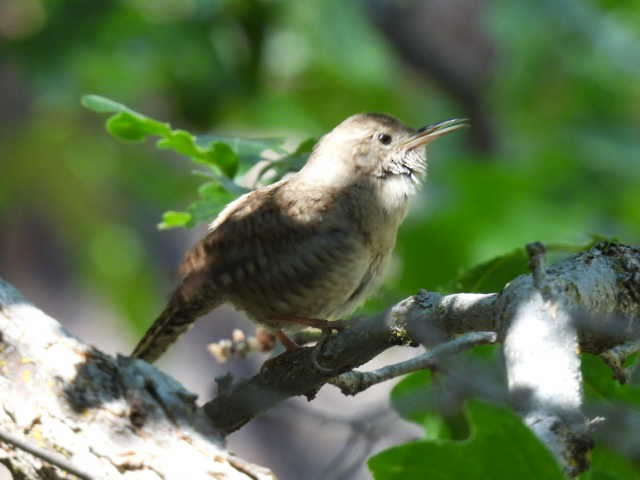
[223, 180, 404, 328]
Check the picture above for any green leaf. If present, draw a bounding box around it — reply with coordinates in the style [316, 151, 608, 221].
[83, 95, 310, 230]
[196, 135, 288, 157]
[197, 181, 236, 203]
[156, 130, 201, 158]
[196, 135, 289, 177]
[204, 142, 239, 178]
[158, 211, 192, 230]
[196, 181, 241, 200]
[579, 446, 640, 480]
[450, 247, 529, 293]
[198, 181, 223, 199]
[369, 401, 565, 480]
[292, 137, 317, 155]
[582, 354, 640, 406]
[391, 371, 437, 425]
[186, 196, 234, 224]
[81, 94, 132, 113]
[390, 345, 501, 440]
[450, 240, 599, 293]
[106, 112, 152, 141]
[390, 370, 451, 440]
[192, 170, 249, 196]
[159, 182, 237, 230]
[255, 137, 316, 184]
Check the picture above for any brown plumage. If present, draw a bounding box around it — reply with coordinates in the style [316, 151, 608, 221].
[132, 113, 468, 362]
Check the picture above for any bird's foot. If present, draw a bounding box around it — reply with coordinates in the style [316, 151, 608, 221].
[268, 316, 347, 371]
[276, 330, 301, 352]
[269, 314, 347, 334]
[310, 333, 338, 373]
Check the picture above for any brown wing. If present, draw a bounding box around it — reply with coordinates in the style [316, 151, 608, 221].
[178, 180, 364, 317]
[133, 180, 366, 362]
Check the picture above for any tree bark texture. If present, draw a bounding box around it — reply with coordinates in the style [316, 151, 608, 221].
[204, 242, 640, 475]
[1, 242, 639, 478]
[0, 279, 274, 480]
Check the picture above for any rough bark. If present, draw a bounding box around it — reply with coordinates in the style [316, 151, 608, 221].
[204, 242, 640, 475]
[0, 279, 274, 480]
[1, 242, 639, 478]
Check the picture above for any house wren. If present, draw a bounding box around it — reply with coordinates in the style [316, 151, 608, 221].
[132, 113, 468, 362]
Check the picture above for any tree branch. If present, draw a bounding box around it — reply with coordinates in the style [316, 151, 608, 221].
[3, 242, 639, 478]
[600, 341, 640, 384]
[504, 242, 584, 475]
[0, 430, 92, 480]
[203, 242, 640, 477]
[331, 331, 497, 396]
[203, 295, 421, 433]
[0, 279, 274, 480]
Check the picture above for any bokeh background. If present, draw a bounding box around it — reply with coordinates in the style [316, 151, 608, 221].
[1, 1, 639, 479]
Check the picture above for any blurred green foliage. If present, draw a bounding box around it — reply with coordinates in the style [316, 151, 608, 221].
[2, 0, 640, 477]
[581, 447, 640, 480]
[2, 0, 639, 325]
[81, 94, 314, 229]
[383, 348, 640, 478]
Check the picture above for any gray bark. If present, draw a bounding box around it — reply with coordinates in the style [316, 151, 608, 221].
[1, 242, 639, 478]
[0, 279, 274, 480]
[204, 242, 640, 476]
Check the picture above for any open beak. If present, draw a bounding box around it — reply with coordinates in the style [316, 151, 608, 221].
[403, 118, 469, 150]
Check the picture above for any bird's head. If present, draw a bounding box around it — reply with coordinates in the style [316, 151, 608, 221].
[300, 113, 468, 208]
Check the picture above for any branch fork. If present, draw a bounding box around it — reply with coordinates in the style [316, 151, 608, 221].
[1, 242, 639, 478]
[204, 242, 640, 477]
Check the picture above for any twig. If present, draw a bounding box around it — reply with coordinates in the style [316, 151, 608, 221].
[0, 429, 94, 480]
[204, 243, 640, 438]
[526, 241, 548, 293]
[203, 300, 421, 434]
[506, 241, 584, 475]
[331, 331, 497, 395]
[0, 277, 274, 480]
[600, 341, 640, 384]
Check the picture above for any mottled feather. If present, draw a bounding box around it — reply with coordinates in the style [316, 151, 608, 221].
[131, 112, 463, 362]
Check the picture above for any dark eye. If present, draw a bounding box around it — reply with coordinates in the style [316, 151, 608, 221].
[377, 133, 392, 145]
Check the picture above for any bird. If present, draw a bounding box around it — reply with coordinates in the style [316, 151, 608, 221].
[131, 113, 468, 362]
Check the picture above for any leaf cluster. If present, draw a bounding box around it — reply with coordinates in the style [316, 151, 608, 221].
[81, 94, 314, 229]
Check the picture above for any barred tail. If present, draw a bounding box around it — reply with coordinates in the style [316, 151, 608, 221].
[131, 288, 218, 363]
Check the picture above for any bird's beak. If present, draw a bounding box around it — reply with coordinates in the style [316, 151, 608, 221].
[403, 118, 469, 150]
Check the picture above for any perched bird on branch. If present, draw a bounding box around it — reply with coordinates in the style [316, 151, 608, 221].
[132, 113, 468, 362]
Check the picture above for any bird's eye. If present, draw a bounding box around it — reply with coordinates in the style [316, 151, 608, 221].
[377, 133, 392, 145]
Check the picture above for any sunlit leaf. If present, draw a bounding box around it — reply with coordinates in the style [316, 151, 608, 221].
[85, 95, 170, 141]
[196, 182, 236, 204]
[81, 94, 132, 113]
[156, 130, 201, 158]
[158, 210, 192, 230]
[84, 95, 307, 229]
[106, 112, 153, 141]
